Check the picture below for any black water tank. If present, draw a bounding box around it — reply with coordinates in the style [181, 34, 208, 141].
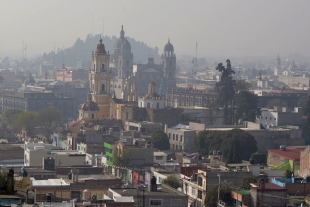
[249, 158, 255, 165]
[306, 176, 310, 183]
[46, 193, 52, 202]
[68, 172, 72, 179]
[151, 176, 156, 185]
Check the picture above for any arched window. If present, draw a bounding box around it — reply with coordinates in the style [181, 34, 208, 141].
[101, 84, 105, 92]
[101, 64, 105, 70]
[92, 113, 94, 118]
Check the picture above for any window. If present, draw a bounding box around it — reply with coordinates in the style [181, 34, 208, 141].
[274, 118, 276, 120]
[101, 64, 105, 70]
[150, 199, 162, 206]
[198, 190, 202, 199]
[176, 135, 178, 141]
[173, 134, 175, 140]
[101, 84, 105, 91]
[156, 156, 163, 160]
[169, 133, 171, 139]
[91, 113, 94, 118]
[126, 60, 129, 67]
[180, 135, 183, 142]
[198, 177, 203, 186]
[147, 103, 150, 108]
[157, 103, 159, 109]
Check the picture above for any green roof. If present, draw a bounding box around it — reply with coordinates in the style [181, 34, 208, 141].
[233, 190, 251, 195]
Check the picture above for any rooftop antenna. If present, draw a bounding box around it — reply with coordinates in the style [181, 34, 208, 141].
[53, 42, 56, 68]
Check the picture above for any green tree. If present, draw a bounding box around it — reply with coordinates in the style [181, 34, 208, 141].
[234, 91, 261, 122]
[193, 130, 224, 156]
[240, 177, 257, 190]
[205, 185, 233, 207]
[234, 80, 252, 92]
[0, 170, 6, 186]
[226, 138, 242, 164]
[13, 111, 38, 138]
[162, 175, 181, 189]
[284, 169, 293, 178]
[220, 129, 257, 161]
[250, 153, 267, 165]
[215, 59, 235, 125]
[37, 107, 62, 143]
[151, 130, 170, 150]
[297, 96, 309, 114]
[1, 109, 23, 127]
[267, 98, 288, 109]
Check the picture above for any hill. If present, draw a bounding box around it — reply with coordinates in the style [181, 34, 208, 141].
[41, 34, 161, 67]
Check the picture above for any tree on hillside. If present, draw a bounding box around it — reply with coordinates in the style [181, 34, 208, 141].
[215, 59, 235, 125]
[267, 98, 288, 109]
[193, 130, 224, 156]
[234, 91, 261, 122]
[205, 185, 233, 207]
[162, 175, 181, 189]
[151, 130, 170, 150]
[240, 177, 257, 190]
[297, 96, 309, 113]
[13, 111, 38, 138]
[37, 107, 62, 143]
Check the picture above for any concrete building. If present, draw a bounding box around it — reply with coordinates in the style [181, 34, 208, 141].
[24, 141, 85, 167]
[124, 121, 162, 133]
[256, 106, 302, 128]
[250, 182, 287, 207]
[154, 151, 168, 164]
[166, 126, 197, 152]
[108, 184, 188, 207]
[300, 145, 310, 178]
[267, 146, 305, 171]
[138, 81, 166, 109]
[180, 106, 223, 125]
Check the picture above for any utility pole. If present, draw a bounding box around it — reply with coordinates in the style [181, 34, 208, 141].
[217, 173, 221, 206]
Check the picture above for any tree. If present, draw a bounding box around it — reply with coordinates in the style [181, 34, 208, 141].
[37, 107, 63, 143]
[205, 185, 233, 207]
[226, 138, 242, 164]
[250, 153, 267, 165]
[151, 130, 170, 150]
[221, 129, 257, 161]
[284, 169, 293, 178]
[162, 175, 181, 189]
[240, 177, 257, 190]
[297, 96, 309, 114]
[234, 91, 261, 122]
[234, 80, 252, 92]
[13, 111, 38, 138]
[0, 170, 6, 186]
[1, 109, 23, 127]
[215, 59, 235, 125]
[267, 98, 287, 109]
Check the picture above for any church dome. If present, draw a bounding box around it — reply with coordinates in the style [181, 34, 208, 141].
[95, 39, 106, 54]
[121, 41, 131, 50]
[114, 25, 131, 50]
[164, 39, 174, 51]
[80, 94, 99, 111]
[80, 100, 99, 111]
[24, 74, 36, 86]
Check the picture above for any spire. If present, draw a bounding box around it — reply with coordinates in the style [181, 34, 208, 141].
[168, 38, 170, 43]
[120, 25, 125, 38]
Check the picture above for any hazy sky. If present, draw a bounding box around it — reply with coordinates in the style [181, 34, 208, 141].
[1, 0, 310, 59]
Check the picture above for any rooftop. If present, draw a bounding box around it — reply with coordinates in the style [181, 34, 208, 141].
[233, 190, 251, 195]
[250, 182, 287, 191]
[32, 178, 70, 187]
[110, 185, 187, 198]
[268, 146, 305, 161]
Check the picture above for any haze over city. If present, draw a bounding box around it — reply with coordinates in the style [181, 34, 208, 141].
[1, 0, 310, 58]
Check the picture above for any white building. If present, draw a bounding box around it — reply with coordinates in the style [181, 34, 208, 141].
[153, 151, 168, 164]
[24, 141, 85, 167]
[256, 106, 303, 128]
[138, 81, 166, 109]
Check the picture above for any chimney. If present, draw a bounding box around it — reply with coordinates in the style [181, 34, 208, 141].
[148, 176, 157, 192]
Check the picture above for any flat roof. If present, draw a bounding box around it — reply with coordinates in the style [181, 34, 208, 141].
[154, 151, 168, 156]
[110, 185, 187, 198]
[32, 178, 70, 187]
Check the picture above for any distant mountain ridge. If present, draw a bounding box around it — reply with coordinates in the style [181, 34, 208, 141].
[41, 34, 161, 67]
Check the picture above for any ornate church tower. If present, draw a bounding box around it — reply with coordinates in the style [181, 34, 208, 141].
[90, 38, 112, 119]
[122, 76, 138, 102]
[162, 39, 176, 89]
[112, 25, 133, 79]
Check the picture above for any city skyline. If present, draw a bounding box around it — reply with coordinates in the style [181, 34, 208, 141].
[0, 0, 310, 59]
